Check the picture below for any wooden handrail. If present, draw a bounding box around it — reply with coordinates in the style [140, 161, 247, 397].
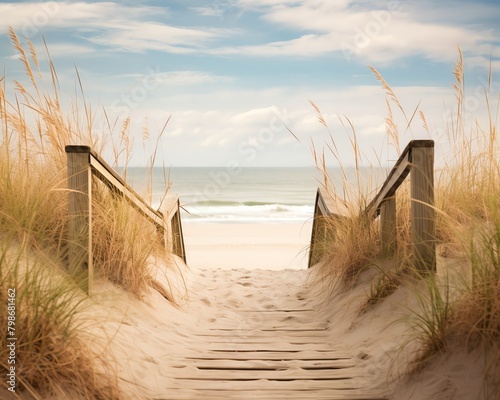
[308, 140, 435, 273]
[66, 145, 186, 293]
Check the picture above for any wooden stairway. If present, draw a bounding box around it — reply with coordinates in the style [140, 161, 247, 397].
[159, 269, 388, 400]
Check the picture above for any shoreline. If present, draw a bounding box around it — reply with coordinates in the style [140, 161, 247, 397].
[182, 221, 313, 270]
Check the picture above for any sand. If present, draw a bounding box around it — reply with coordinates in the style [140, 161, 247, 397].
[182, 222, 313, 270]
[65, 223, 498, 399]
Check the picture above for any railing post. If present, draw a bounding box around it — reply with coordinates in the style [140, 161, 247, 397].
[380, 195, 397, 255]
[159, 195, 187, 263]
[172, 202, 186, 262]
[309, 190, 324, 268]
[410, 145, 436, 274]
[67, 150, 93, 293]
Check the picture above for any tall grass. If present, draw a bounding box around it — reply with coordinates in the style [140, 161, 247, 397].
[307, 48, 499, 378]
[303, 106, 384, 291]
[0, 235, 121, 399]
[1, 28, 176, 397]
[91, 184, 167, 299]
[407, 52, 500, 370]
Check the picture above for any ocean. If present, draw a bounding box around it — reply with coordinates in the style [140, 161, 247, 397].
[125, 167, 384, 224]
[126, 167, 318, 223]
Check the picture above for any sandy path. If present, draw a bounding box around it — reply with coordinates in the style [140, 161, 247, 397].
[151, 267, 387, 400]
[182, 222, 312, 270]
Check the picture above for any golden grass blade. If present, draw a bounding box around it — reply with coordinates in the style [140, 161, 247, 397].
[309, 99, 328, 128]
[28, 39, 40, 75]
[420, 111, 429, 133]
[404, 100, 421, 135]
[8, 27, 37, 91]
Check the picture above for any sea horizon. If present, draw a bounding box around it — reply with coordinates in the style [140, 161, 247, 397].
[124, 166, 386, 224]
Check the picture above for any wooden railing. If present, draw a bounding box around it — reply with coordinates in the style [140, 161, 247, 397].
[308, 140, 435, 273]
[66, 145, 186, 293]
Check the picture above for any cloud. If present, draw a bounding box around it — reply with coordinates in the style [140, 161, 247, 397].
[159, 71, 234, 86]
[0, 2, 233, 53]
[218, 0, 499, 65]
[190, 6, 224, 17]
[2, 1, 497, 66]
[105, 81, 459, 167]
[231, 106, 283, 124]
[114, 70, 233, 87]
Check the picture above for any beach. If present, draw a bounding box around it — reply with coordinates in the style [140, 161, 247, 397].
[182, 222, 313, 270]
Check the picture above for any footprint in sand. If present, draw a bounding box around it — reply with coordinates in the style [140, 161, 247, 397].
[297, 292, 306, 301]
[227, 298, 242, 307]
[200, 298, 211, 306]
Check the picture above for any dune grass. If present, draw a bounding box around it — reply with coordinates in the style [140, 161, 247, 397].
[0, 28, 175, 398]
[407, 53, 499, 372]
[307, 48, 499, 381]
[0, 236, 122, 399]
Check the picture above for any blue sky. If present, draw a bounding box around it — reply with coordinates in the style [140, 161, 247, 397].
[1, 0, 499, 167]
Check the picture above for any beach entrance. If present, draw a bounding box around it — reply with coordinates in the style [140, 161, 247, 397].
[142, 166, 319, 270]
[182, 222, 312, 270]
[64, 141, 436, 398]
[161, 267, 386, 399]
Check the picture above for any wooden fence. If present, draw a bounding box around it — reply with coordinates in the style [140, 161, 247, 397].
[308, 140, 435, 273]
[66, 145, 186, 293]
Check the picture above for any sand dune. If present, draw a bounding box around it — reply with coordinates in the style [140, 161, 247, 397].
[83, 248, 496, 400]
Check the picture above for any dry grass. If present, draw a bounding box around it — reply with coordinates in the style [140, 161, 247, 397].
[0, 28, 176, 397]
[302, 104, 384, 291]
[91, 183, 167, 299]
[409, 52, 500, 367]
[319, 209, 380, 290]
[306, 47, 500, 381]
[0, 237, 122, 399]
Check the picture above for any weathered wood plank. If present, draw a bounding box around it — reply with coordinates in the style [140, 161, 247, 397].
[159, 195, 184, 258]
[167, 389, 388, 400]
[89, 152, 164, 228]
[238, 309, 315, 312]
[195, 330, 329, 338]
[364, 140, 434, 218]
[365, 150, 410, 218]
[172, 207, 186, 262]
[182, 351, 353, 361]
[167, 367, 362, 380]
[201, 323, 329, 331]
[209, 327, 328, 332]
[308, 187, 349, 268]
[410, 145, 436, 273]
[201, 337, 332, 345]
[172, 359, 357, 370]
[380, 195, 397, 255]
[159, 194, 179, 222]
[164, 389, 387, 400]
[202, 343, 337, 352]
[204, 316, 321, 325]
[161, 378, 365, 391]
[67, 151, 93, 293]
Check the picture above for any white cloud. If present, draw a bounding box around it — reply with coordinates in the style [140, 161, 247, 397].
[2, 1, 497, 66]
[231, 106, 282, 124]
[1, 2, 233, 53]
[158, 71, 234, 86]
[190, 6, 224, 17]
[115, 71, 233, 86]
[216, 1, 498, 65]
[102, 82, 458, 167]
[38, 42, 96, 59]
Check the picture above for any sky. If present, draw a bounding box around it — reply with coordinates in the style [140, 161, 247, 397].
[1, 0, 499, 167]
